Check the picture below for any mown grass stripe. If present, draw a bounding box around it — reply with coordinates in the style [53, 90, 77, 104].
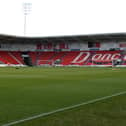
[2, 90, 126, 126]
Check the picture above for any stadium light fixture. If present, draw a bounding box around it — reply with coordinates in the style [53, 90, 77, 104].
[23, 2, 32, 36]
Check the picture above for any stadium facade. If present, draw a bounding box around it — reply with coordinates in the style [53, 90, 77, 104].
[0, 33, 126, 66]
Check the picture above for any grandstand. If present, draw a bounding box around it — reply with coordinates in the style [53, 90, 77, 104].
[0, 33, 126, 67]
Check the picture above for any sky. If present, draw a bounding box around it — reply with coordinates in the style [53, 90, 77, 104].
[0, 0, 126, 37]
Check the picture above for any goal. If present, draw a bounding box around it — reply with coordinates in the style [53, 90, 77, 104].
[36, 60, 54, 66]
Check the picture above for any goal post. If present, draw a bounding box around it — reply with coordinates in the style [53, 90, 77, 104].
[36, 60, 54, 66]
[111, 58, 122, 67]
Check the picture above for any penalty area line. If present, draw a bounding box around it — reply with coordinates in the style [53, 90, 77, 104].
[2, 90, 126, 126]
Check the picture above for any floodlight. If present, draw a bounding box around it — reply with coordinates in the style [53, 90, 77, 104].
[23, 2, 32, 36]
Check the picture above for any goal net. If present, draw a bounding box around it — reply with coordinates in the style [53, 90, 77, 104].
[36, 60, 54, 66]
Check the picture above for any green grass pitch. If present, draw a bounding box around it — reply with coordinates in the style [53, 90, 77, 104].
[0, 67, 126, 126]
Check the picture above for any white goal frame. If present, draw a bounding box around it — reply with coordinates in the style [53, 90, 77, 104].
[36, 60, 54, 66]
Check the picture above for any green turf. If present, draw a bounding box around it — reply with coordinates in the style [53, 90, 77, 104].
[16, 93, 126, 126]
[0, 67, 126, 126]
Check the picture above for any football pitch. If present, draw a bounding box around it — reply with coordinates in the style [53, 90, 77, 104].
[0, 67, 126, 126]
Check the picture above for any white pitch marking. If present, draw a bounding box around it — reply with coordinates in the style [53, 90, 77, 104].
[2, 91, 126, 126]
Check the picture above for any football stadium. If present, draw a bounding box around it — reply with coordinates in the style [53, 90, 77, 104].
[0, 33, 126, 126]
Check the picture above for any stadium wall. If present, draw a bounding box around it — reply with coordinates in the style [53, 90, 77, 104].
[0, 41, 126, 51]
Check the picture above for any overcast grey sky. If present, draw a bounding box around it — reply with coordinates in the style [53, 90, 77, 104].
[0, 0, 126, 37]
